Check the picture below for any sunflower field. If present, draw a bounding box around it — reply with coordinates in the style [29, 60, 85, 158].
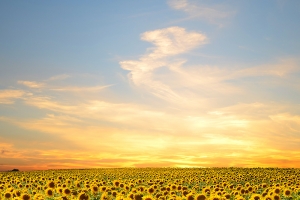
[1, 168, 300, 200]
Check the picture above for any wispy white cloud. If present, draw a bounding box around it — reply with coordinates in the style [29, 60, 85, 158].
[125, 29, 297, 109]
[17, 77, 113, 93]
[120, 27, 207, 75]
[47, 74, 71, 81]
[18, 80, 45, 88]
[167, 0, 235, 26]
[120, 26, 208, 105]
[120, 26, 300, 110]
[0, 90, 25, 104]
[140, 26, 207, 58]
[49, 84, 114, 92]
[232, 58, 299, 78]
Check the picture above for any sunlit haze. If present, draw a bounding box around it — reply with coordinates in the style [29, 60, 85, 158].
[1, 0, 300, 171]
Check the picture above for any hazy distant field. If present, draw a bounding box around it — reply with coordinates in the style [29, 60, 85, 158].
[1, 168, 299, 200]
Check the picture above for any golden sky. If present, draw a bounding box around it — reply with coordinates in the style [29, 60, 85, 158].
[1, 0, 300, 170]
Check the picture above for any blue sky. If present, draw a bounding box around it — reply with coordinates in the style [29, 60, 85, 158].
[1, 0, 300, 170]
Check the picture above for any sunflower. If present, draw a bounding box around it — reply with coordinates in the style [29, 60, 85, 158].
[74, 182, 80, 188]
[56, 187, 63, 195]
[247, 186, 253, 193]
[63, 188, 71, 196]
[101, 192, 110, 200]
[236, 186, 242, 191]
[91, 185, 99, 194]
[195, 193, 206, 200]
[134, 193, 143, 200]
[116, 195, 125, 200]
[112, 191, 118, 197]
[33, 194, 43, 200]
[4, 191, 13, 199]
[31, 190, 37, 196]
[60, 196, 69, 200]
[177, 185, 182, 191]
[271, 194, 280, 200]
[176, 196, 183, 200]
[77, 192, 89, 200]
[228, 185, 234, 190]
[127, 192, 134, 199]
[125, 185, 130, 191]
[283, 188, 291, 197]
[222, 193, 230, 199]
[171, 184, 177, 190]
[186, 193, 194, 200]
[65, 179, 71, 185]
[268, 191, 273, 196]
[139, 186, 145, 192]
[47, 181, 55, 189]
[168, 196, 176, 200]
[232, 191, 239, 196]
[249, 194, 261, 200]
[142, 195, 154, 200]
[20, 194, 31, 200]
[14, 190, 22, 197]
[100, 186, 107, 193]
[261, 192, 268, 198]
[234, 195, 244, 200]
[71, 190, 78, 197]
[240, 189, 245, 195]
[273, 187, 280, 195]
[182, 190, 190, 197]
[264, 195, 272, 200]
[210, 195, 221, 200]
[147, 187, 154, 194]
[203, 188, 210, 194]
[45, 188, 54, 197]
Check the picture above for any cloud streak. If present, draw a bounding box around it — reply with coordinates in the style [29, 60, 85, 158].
[167, 0, 235, 26]
[120, 26, 300, 111]
[18, 81, 45, 88]
[17, 78, 113, 94]
[0, 90, 25, 104]
[49, 84, 114, 92]
[120, 26, 208, 105]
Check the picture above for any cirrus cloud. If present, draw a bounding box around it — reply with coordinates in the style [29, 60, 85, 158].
[167, 0, 235, 26]
[120, 26, 207, 104]
[0, 90, 25, 104]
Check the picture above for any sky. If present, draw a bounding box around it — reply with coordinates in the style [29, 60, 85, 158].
[1, 0, 300, 171]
